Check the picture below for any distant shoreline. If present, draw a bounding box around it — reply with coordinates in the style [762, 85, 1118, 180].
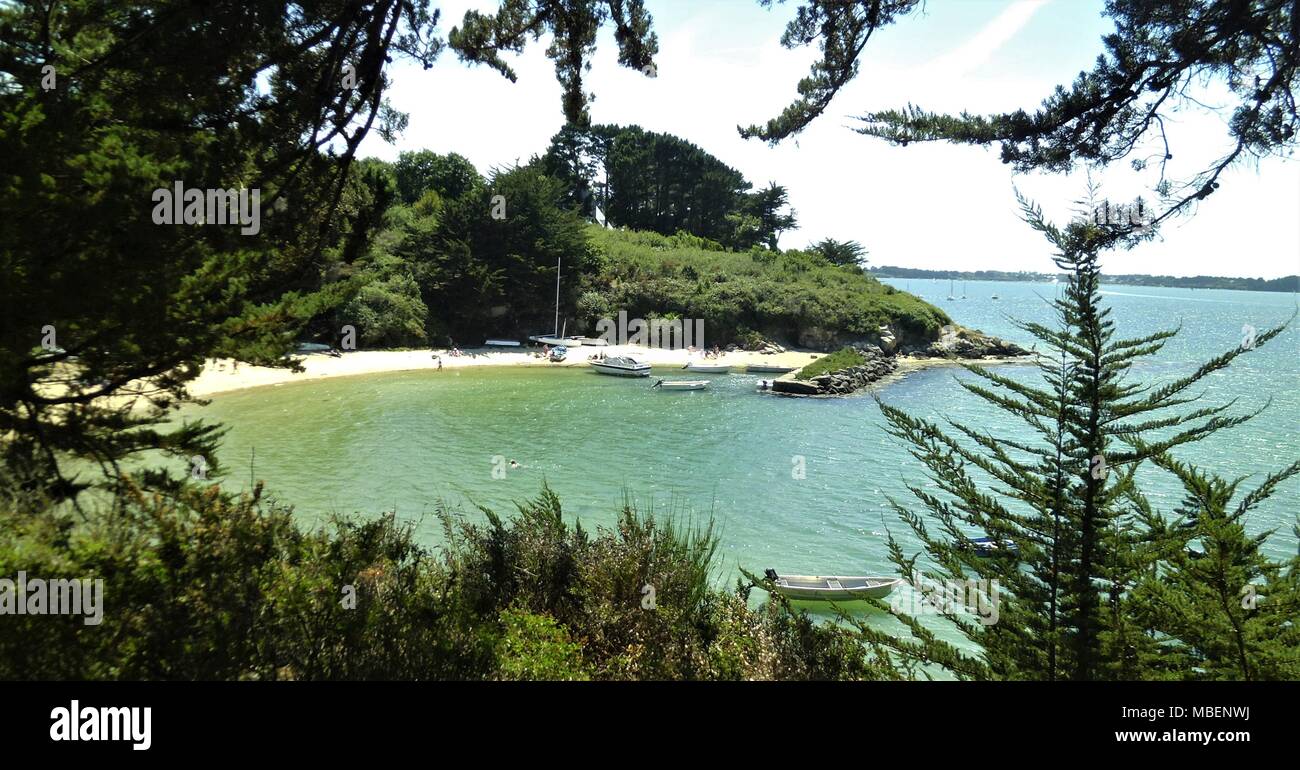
[873, 269, 1299, 293]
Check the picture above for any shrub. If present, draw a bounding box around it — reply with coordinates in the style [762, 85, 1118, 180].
[797, 347, 865, 379]
[0, 481, 893, 681]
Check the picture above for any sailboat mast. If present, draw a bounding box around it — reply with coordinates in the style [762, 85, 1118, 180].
[553, 256, 561, 337]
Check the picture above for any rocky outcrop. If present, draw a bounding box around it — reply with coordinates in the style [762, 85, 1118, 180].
[908, 325, 1029, 359]
[772, 346, 899, 397]
[732, 336, 787, 355]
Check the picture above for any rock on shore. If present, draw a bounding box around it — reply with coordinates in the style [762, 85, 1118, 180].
[907, 324, 1030, 359]
[772, 326, 1031, 397]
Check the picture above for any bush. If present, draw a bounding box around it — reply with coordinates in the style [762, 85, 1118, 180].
[0, 482, 892, 681]
[797, 347, 865, 379]
[584, 226, 950, 349]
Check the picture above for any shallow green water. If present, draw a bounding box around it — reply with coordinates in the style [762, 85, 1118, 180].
[187, 281, 1300, 596]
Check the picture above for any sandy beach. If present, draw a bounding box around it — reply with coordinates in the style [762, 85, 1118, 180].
[186, 345, 828, 397]
[184, 344, 1040, 398]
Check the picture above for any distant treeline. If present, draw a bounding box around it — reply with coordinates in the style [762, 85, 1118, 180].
[872, 266, 1299, 293]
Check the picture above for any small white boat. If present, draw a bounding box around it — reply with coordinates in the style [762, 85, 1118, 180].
[590, 356, 651, 377]
[765, 571, 903, 602]
[652, 379, 708, 390]
[566, 336, 608, 347]
[746, 363, 795, 374]
[683, 361, 730, 373]
[485, 339, 521, 347]
[529, 335, 568, 346]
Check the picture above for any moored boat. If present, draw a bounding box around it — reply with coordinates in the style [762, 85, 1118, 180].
[683, 361, 730, 373]
[746, 363, 795, 374]
[960, 536, 1019, 556]
[590, 356, 651, 377]
[652, 379, 708, 390]
[763, 570, 903, 602]
[485, 338, 521, 347]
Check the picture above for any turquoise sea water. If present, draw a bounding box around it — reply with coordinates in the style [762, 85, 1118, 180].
[187, 280, 1300, 597]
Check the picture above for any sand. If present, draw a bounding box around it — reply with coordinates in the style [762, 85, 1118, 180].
[186, 345, 832, 397]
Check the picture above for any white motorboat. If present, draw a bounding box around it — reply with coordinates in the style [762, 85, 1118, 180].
[683, 361, 730, 373]
[652, 379, 708, 390]
[590, 356, 651, 377]
[764, 571, 903, 602]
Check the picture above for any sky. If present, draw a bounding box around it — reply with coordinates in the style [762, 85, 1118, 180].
[360, 0, 1300, 279]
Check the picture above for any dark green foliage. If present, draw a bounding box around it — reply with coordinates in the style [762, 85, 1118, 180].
[0, 482, 890, 681]
[752, 0, 1299, 225]
[545, 124, 757, 246]
[744, 182, 798, 250]
[341, 271, 429, 348]
[812, 238, 868, 268]
[394, 151, 482, 204]
[448, 1, 658, 127]
[1126, 455, 1300, 680]
[738, 0, 923, 143]
[380, 162, 596, 341]
[0, 1, 439, 501]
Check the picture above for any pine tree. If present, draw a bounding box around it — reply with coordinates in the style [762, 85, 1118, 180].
[1126, 454, 1300, 680]
[852, 191, 1293, 680]
[1, 1, 442, 501]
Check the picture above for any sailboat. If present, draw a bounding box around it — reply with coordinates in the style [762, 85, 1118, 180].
[529, 257, 569, 346]
[961, 281, 967, 300]
[946, 278, 955, 301]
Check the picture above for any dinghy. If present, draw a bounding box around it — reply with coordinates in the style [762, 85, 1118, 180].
[746, 363, 795, 374]
[652, 379, 708, 390]
[764, 570, 903, 602]
[683, 361, 730, 373]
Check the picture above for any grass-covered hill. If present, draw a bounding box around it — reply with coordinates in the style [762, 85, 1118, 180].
[573, 226, 951, 350]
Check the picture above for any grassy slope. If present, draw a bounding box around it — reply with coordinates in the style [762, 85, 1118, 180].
[797, 348, 865, 379]
[580, 226, 951, 349]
